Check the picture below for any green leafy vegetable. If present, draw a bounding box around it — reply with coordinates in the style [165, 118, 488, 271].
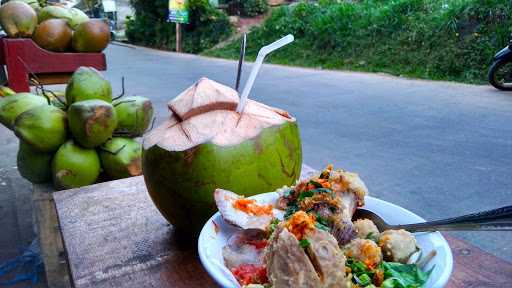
[282, 187, 293, 198]
[299, 239, 310, 248]
[382, 278, 402, 288]
[366, 232, 379, 243]
[284, 201, 299, 219]
[315, 213, 331, 231]
[297, 188, 334, 202]
[316, 213, 330, 227]
[297, 191, 315, 201]
[268, 218, 280, 235]
[347, 257, 433, 287]
[380, 262, 434, 288]
[309, 188, 333, 194]
[355, 273, 372, 286]
[347, 258, 372, 275]
[309, 180, 323, 188]
[315, 221, 330, 231]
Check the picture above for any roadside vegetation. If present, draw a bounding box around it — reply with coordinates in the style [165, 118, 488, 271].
[126, 0, 232, 53]
[237, 0, 269, 17]
[204, 0, 512, 84]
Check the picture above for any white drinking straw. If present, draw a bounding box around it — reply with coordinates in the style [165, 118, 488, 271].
[236, 34, 295, 113]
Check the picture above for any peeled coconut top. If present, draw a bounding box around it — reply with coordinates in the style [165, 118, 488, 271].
[144, 78, 295, 151]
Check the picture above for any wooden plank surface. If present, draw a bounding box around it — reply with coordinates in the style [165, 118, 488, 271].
[52, 166, 512, 288]
[32, 184, 72, 288]
[53, 176, 216, 288]
[32, 73, 71, 86]
[445, 236, 512, 288]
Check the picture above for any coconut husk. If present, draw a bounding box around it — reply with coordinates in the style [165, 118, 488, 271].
[144, 77, 294, 151]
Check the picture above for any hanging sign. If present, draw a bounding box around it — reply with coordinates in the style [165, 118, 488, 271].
[102, 0, 117, 13]
[168, 0, 189, 24]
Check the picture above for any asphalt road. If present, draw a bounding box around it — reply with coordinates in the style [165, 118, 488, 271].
[1, 43, 512, 264]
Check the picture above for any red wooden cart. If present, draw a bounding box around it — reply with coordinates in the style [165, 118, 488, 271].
[0, 37, 107, 93]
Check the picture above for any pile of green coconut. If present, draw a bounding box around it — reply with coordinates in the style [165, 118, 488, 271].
[0, 67, 153, 189]
[0, 0, 110, 53]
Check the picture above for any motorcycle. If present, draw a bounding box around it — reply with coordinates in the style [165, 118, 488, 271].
[488, 38, 512, 91]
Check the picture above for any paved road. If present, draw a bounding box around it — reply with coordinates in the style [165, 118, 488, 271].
[2, 44, 512, 265]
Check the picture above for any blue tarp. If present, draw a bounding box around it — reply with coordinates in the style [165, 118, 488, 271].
[0, 239, 43, 286]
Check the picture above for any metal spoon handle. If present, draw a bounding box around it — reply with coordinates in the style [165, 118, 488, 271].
[394, 206, 512, 232]
[396, 221, 512, 232]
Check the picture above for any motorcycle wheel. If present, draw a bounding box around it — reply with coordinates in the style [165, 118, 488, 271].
[488, 58, 512, 91]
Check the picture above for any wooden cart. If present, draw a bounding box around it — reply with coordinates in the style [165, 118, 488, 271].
[0, 38, 106, 93]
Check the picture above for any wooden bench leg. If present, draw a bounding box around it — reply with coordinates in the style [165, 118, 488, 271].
[32, 185, 73, 288]
[6, 56, 30, 93]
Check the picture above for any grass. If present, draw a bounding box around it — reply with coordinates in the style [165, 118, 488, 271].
[202, 0, 512, 84]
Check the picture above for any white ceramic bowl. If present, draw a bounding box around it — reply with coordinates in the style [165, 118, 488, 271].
[199, 193, 453, 288]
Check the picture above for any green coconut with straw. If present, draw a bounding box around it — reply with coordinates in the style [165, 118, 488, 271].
[142, 35, 302, 237]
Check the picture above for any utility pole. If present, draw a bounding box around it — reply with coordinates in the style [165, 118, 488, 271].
[176, 22, 182, 53]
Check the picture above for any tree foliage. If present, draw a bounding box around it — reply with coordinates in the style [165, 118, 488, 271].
[126, 0, 232, 53]
[206, 0, 512, 83]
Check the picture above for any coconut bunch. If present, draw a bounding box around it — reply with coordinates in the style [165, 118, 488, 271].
[0, 67, 154, 190]
[0, 1, 110, 53]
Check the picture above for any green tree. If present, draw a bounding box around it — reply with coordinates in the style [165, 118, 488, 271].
[126, 0, 232, 53]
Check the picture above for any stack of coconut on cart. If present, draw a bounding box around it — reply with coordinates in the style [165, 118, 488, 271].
[0, 1, 109, 53]
[0, 0, 111, 92]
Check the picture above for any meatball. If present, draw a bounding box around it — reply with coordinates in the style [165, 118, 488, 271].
[344, 239, 382, 268]
[353, 219, 380, 240]
[379, 229, 418, 263]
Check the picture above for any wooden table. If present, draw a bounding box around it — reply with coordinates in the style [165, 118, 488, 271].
[33, 168, 512, 288]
